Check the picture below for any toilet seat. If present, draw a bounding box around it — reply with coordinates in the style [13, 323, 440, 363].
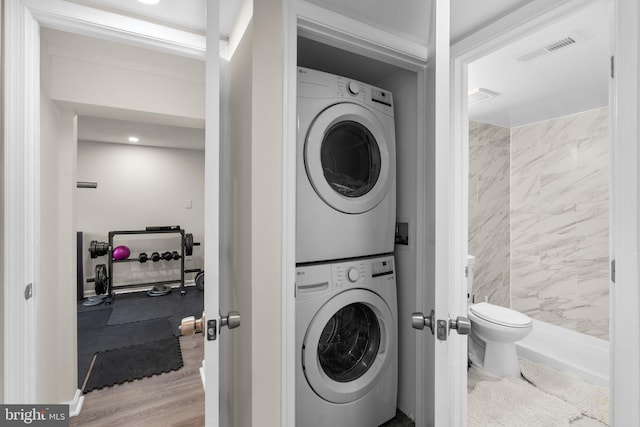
[469, 302, 532, 328]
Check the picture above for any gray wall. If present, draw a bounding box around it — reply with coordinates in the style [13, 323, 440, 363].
[380, 69, 419, 420]
[469, 107, 609, 340]
[76, 140, 205, 294]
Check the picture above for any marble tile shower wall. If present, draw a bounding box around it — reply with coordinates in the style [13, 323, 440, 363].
[468, 121, 511, 308]
[510, 107, 609, 340]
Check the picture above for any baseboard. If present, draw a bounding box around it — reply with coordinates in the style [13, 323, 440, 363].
[63, 389, 85, 417]
[516, 319, 609, 387]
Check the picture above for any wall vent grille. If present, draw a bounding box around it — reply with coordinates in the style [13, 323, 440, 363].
[545, 37, 576, 52]
[514, 36, 579, 62]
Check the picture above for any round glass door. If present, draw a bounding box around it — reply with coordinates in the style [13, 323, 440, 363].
[302, 289, 394, 404]
[318, 303, 381, 382]
[321, 121, 382, 199]
[305, 103, 391, 214]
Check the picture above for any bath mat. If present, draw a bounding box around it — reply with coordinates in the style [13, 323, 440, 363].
[468, 376, 582, 426]
[83, 336, 183, 393]
[520, 358, 610, 425]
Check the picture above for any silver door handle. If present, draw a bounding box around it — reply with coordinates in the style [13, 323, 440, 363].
[412, 310, 435, 335]
[449, 316, 471, 335]
[221, 311, 241, 330]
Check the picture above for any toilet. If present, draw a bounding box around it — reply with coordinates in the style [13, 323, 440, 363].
[466, 256, 533, 378]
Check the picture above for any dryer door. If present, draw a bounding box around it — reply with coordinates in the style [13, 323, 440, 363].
[302, 289, 395, 403]
[305, 103, 392, 214]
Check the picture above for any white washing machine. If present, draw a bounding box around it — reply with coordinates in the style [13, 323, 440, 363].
[296, 255, 398, 427]
[297, 67, 396, 264]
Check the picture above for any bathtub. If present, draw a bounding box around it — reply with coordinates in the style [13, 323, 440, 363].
[516, 319, 609, 387]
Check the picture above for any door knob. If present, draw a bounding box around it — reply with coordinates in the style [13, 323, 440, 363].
[412, 310, 435, 335]
[449, 316, 471, 335]
[180, 312, 206, 335]
[221, 311, 241, 330]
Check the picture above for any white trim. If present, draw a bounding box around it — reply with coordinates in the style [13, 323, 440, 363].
[64, 389, 85, 417]
[414, 68, 427, 427]
[611, 0, 640, 424]
[283, 2, 430, 425]
[3, 0, 40, 403]
[281, 1, 298, 426]
[23, 0, 206, 59]
[451, 0, 638, 425]
[295, 0, 427, 69]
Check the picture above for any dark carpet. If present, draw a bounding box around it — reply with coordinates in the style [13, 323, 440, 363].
[83, 336, 183, 393]
[77, 288, 204, 390]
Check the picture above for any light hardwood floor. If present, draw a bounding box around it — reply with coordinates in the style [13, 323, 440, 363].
[71, 334, 205, 427]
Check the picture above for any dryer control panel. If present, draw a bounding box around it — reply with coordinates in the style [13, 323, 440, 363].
[297, 67, 394, 117]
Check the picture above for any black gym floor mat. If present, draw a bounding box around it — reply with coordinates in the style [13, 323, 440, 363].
[77, 289, 203, 389]
[83, 336, 183, 393]
[104, 289, 204, 334]
[77, 316, 174, 389]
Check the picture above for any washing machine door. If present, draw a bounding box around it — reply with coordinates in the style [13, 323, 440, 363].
[302, 289, 395, 404]
[305, 102, 392, 214]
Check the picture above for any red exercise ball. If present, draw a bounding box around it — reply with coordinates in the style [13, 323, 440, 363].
[113, 245, 130, 260]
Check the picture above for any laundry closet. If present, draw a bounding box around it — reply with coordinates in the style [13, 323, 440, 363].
[296, 35, 422, 422]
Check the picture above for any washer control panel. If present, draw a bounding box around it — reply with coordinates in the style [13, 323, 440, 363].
[296, 255, 395, 299]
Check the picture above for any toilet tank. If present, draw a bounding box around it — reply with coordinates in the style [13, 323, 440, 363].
[467, 255, 476, 300]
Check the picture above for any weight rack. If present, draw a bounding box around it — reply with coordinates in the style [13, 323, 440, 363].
[106, 227, 187, 303]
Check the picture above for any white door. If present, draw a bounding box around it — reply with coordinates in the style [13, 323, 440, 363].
[412, 1, 470, 426]
[202, 1, 223, 426]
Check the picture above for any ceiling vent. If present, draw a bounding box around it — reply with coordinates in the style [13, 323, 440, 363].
[514, 36, 579, 62]
[468, 88, 498, 106]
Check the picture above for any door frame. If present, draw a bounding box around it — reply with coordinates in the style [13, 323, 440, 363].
[282, 1, 451, 426]
[3, 0, 209, 407]
[450, 0, 640, 424]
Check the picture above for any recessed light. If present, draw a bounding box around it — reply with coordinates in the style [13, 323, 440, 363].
[128, 136, 139, 143]
[138, 0, 160, 5]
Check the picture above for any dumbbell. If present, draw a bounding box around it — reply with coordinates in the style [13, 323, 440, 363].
[151, 252, 161, 262]
[138, 252, 148, 263]
[162, 251, 173, 261]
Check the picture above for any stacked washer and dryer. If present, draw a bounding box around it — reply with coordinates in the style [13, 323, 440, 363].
[295, 67, 398, 427]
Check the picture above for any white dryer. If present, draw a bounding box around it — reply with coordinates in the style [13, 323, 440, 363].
[296, 255, 398, 427]
[297, 67, 396, 264]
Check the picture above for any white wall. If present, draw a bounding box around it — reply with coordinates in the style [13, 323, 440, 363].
[38, 36, 78, 403]
[43, 28, 205, 125]
[76, 141, 205, 294]
[252, 1, 284, 423]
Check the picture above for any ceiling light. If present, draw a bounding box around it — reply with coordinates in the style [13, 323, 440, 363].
[128, 136, 139, 143]
[137, 0, 160, 5]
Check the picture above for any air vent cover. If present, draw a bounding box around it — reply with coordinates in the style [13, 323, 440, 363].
[545, 37, 576, 52]
[468, 88, 498, 106]
[514, 35, 580, 62]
